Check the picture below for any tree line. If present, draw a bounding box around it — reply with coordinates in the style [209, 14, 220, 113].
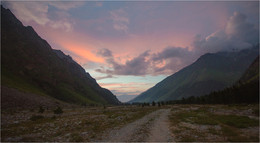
[130, 80, 258, 105]
[170, 80, 259, 104]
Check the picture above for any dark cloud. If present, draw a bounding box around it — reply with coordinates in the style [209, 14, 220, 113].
[97, 48, 113, 57]
[226, 12, 258, 44]
[96, 12, 259, 76]
[95, 47, 195, 76]
[152, 47, 191, 61]
[150, 47, 195, 75]
[193, 12, 259, 55]
[96, 50, 151, 76]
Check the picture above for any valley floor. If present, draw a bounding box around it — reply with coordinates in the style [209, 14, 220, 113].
[1, 104, 259, 142]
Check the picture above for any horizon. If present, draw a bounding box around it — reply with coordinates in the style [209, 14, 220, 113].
[2, 1, 259, 97]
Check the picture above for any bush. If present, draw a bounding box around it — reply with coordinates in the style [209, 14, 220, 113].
[53, 106, 63, 114]
[51, 115, 56, 119]
[30, 115, 44, 121]
[38, 106, 45, 113]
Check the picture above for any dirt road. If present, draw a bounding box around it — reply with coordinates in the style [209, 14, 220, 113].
[101, 108, 174, 142]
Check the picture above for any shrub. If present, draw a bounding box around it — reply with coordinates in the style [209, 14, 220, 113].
[53, 106, 63, 114]
[30, 115, 44, 121]
[51, 115, 56, 119]
[38, 106, 45, 113]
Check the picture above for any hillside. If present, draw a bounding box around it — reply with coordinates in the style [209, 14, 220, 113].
[131, 47, 259, 103]
[239, 56, 259, 84]
[1, 6, 120, 106]
[175, 56, 259, 104]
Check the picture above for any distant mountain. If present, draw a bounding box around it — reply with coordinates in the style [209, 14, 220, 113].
[117, 95, 138, 103]
[131, 47, 259, 103]
[1, 6, 120, 106]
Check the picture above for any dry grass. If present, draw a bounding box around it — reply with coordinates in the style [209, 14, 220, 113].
[169, 104, 259, 142]
[1, 106, 158, 142]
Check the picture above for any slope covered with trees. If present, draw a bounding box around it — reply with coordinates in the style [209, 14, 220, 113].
[174, 56, 259, 104]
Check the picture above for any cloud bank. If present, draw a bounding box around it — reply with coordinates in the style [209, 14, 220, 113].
[95, 12, 259, 78]
[3, 1, 84, 32]
[193, 12, 259, 55]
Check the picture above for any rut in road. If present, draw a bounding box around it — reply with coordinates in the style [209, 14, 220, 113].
[101, 108, 174, 142]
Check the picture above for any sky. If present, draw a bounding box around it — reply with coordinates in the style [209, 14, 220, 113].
[2, 1, 259, 97]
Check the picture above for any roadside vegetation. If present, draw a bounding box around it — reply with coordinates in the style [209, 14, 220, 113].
[169, 104, 259, 142]
[2, 104, 259, 142]
[1, 106, 158, 142]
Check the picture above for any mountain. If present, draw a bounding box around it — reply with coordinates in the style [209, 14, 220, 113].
[239, 56, 259, 84]
[1, 6, 120, 106]
[131, 47, 259, 103]
[117, 95, 138, 103]
[175, 56, 259, 104]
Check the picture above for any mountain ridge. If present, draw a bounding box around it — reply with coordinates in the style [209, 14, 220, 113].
[1, 6, 120, 106]
[131, 46, 259, 103]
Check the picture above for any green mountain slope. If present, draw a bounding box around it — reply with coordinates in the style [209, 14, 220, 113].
[1, 6, 120, 105]
[176, 56, 259, 104]
[131, 47, 259, 103]
[239, 56, 259, 84]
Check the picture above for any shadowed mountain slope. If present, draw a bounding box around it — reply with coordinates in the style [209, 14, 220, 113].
[175, 55, 259, 104]
[1, 6, 120, 106]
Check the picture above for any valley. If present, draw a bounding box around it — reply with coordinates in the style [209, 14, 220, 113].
[1, 2, 259, 142]
[1, 104, 259, 142]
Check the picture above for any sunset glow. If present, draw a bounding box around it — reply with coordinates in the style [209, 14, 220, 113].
[3, 1, 259, 96]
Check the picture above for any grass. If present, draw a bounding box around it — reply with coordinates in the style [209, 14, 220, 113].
[2, 115, 57, 139]
[70, 133, 84, 142]
[30, 115, 44, 121]
[215, 114, 258, 128]
[220, 125, 259, 142]
[253, 108, 259, 116]
[1, 69, 47, 97]
[170, 107, 218, 125]
[169, 104, 259, 142]
[208, 127, 219, 135]
[170, 106, 258, 128]
[1, 106, 158, 142]
[2, 105, 258, 142]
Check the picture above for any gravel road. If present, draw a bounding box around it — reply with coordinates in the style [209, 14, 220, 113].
[101, 108, 174, 142]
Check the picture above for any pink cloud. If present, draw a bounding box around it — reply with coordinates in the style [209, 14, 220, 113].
[4, 1, 79, 32]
